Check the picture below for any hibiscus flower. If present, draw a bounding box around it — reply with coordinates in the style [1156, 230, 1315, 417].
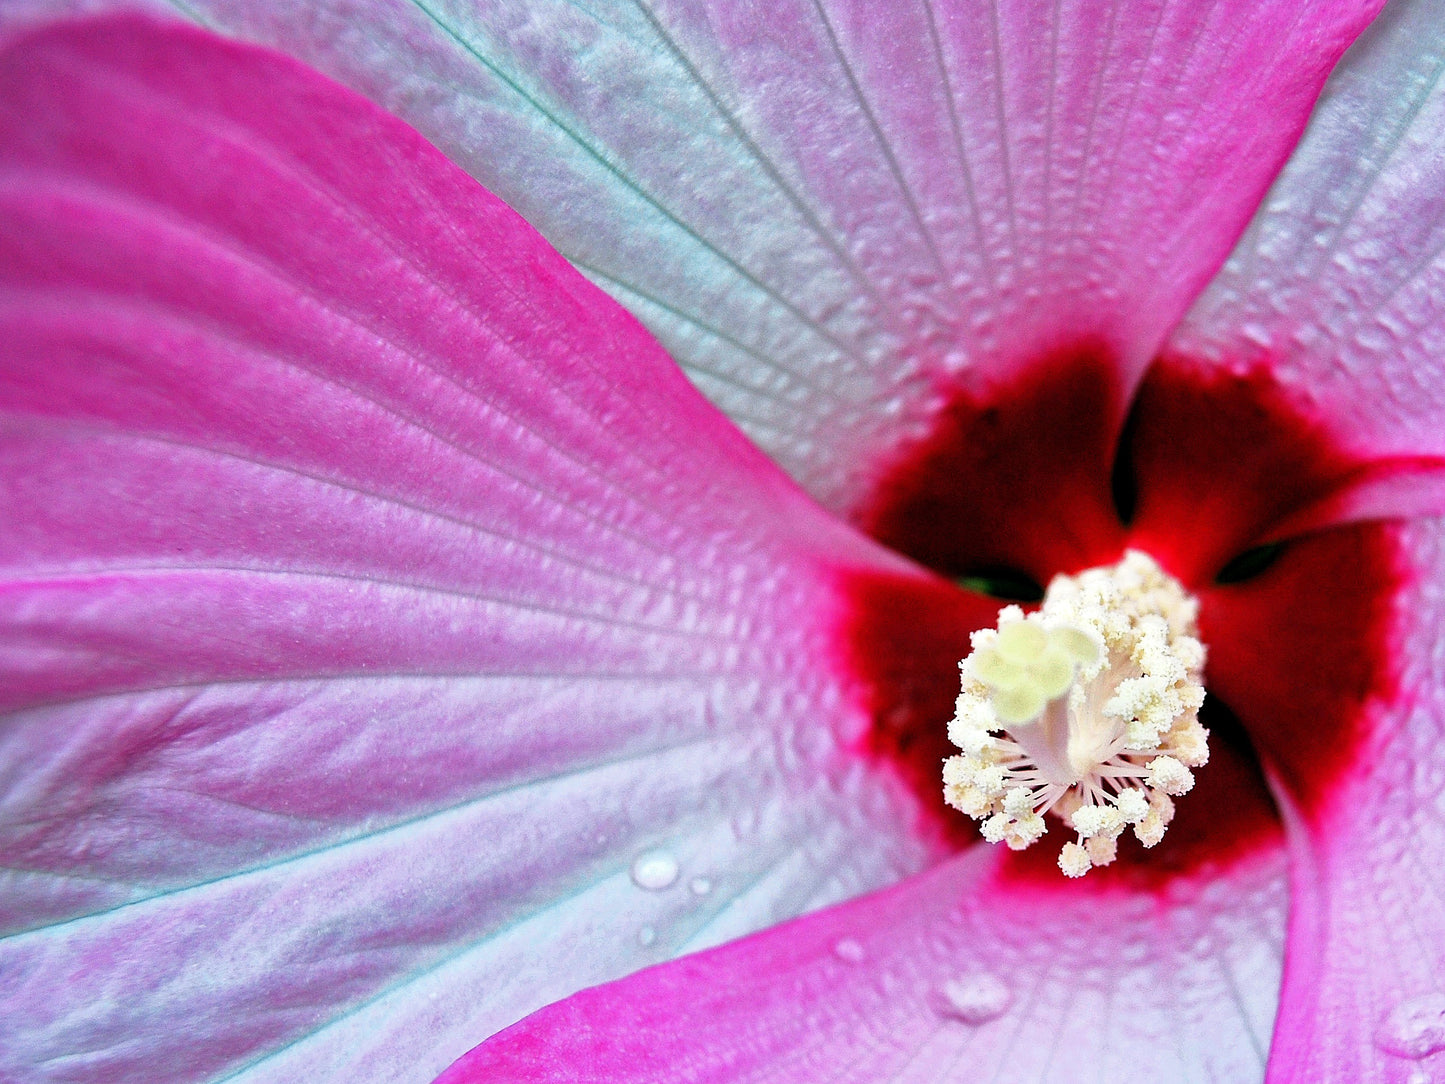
[4, 2, 1445, 1082]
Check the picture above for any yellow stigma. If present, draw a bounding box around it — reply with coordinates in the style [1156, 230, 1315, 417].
[943, 550, 1208, 877]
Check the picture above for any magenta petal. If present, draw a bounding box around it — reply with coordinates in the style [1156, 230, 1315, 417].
[0, 19, 940, 1080]
[48, 0, 1383, 515]
[1264, 517, 1445, 1082]
[1167, 0, 1445, 531]
[445, 845, 1290, 1083]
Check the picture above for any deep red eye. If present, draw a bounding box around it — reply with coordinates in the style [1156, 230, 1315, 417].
[837, 347, 1401, 884]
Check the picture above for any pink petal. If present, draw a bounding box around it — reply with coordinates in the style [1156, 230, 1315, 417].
[1119, 358, 1437, 1080]
[0, 18, 944, 1080]
[443, 841, 1291, 1083]
[27, 0, 1383, 516]
[1260, 516, 1445, 1082]
[1166, 0, 1445, 533]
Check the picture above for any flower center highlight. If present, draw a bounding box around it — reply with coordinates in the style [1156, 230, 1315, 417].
[943, 550, 1208, 877]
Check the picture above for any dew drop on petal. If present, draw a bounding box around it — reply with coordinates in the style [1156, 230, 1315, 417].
[629, 850, 679, 891]
[1376, 994, 1445, 1059]
[689, 876, 713, 896]
[637, 925, 657, 947]
[1407, 1071, 1429, 1084]
[933, 972, 1012, 1025]
[833, 938, 866, 963]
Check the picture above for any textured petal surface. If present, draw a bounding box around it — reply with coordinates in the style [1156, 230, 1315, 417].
[0, 20, 943, 1081]
[25, 0, 1383, 516]
[446, 844, 1289, 1084]
[1263, 516, 1445, 1083]
[1167, 0, 1445, 532]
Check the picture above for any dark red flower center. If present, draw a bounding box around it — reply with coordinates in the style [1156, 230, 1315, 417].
[837, 345, 1403, 886]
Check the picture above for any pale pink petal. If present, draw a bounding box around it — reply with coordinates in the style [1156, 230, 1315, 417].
[1166, 0, 1445, 533]
[0, 19, 949, 1081]
[1262, 516, 1445, 1083]
[444, 842, 1290, 1083]
[14, 0, 1381, 516]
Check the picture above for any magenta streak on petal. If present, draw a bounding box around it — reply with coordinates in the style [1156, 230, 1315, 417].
[421, 0, 1439, 1081]
[52, 0, 1385, 521]
[1263, 519, 1444, 1083]
[441, 843, 1290, 1084]
[480, 331, 1420, 1082]
[0, 18, 946, 1082]
[1157, 2, 1445, 1070]
[1167, 0, 1445, 535]
[0, 8, 1427, 1084]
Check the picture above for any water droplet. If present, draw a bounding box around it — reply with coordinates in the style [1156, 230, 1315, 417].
[629, 850, 679, 891]
[1377, 993, 1445, 1059]
[933, 972, 1012, 1025]
[637, 925, 657, 947]
[833, 938, 865, 963]
[689, 876, 713, 897]
[1407, 1070, 1430, 1084]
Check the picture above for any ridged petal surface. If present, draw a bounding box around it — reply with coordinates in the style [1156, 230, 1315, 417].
[446, 846, 1289, 1084]
[0, 0, 1382, 515]
[1264, 517, 1445, 1083]
[1167, 0, 1445, 533]
[0, 19, 939, 1082]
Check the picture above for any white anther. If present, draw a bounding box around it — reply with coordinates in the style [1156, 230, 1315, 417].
[1001, 814, 1047, 850]
[1070, 804, 1123, 839]
[1114, 788, 1150, 824]
[973, 765, 1007, 797]
[1147, 755, 1194, 796]
[942, 758, 974, 787]
[944, 550, 1208, 876]
[1134, 810, 1167, 847]
[1166, 721, 1210, 767]
[1059, 842, 1091, 878]
[980, 813, 1012, 844]
[1002, 788, 1036, 819]
[1085, 833, 1119, 866]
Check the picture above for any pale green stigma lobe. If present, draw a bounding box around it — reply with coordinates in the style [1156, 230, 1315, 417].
[943, 551, 1209, 877]
[969, 621, 1101, 723]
